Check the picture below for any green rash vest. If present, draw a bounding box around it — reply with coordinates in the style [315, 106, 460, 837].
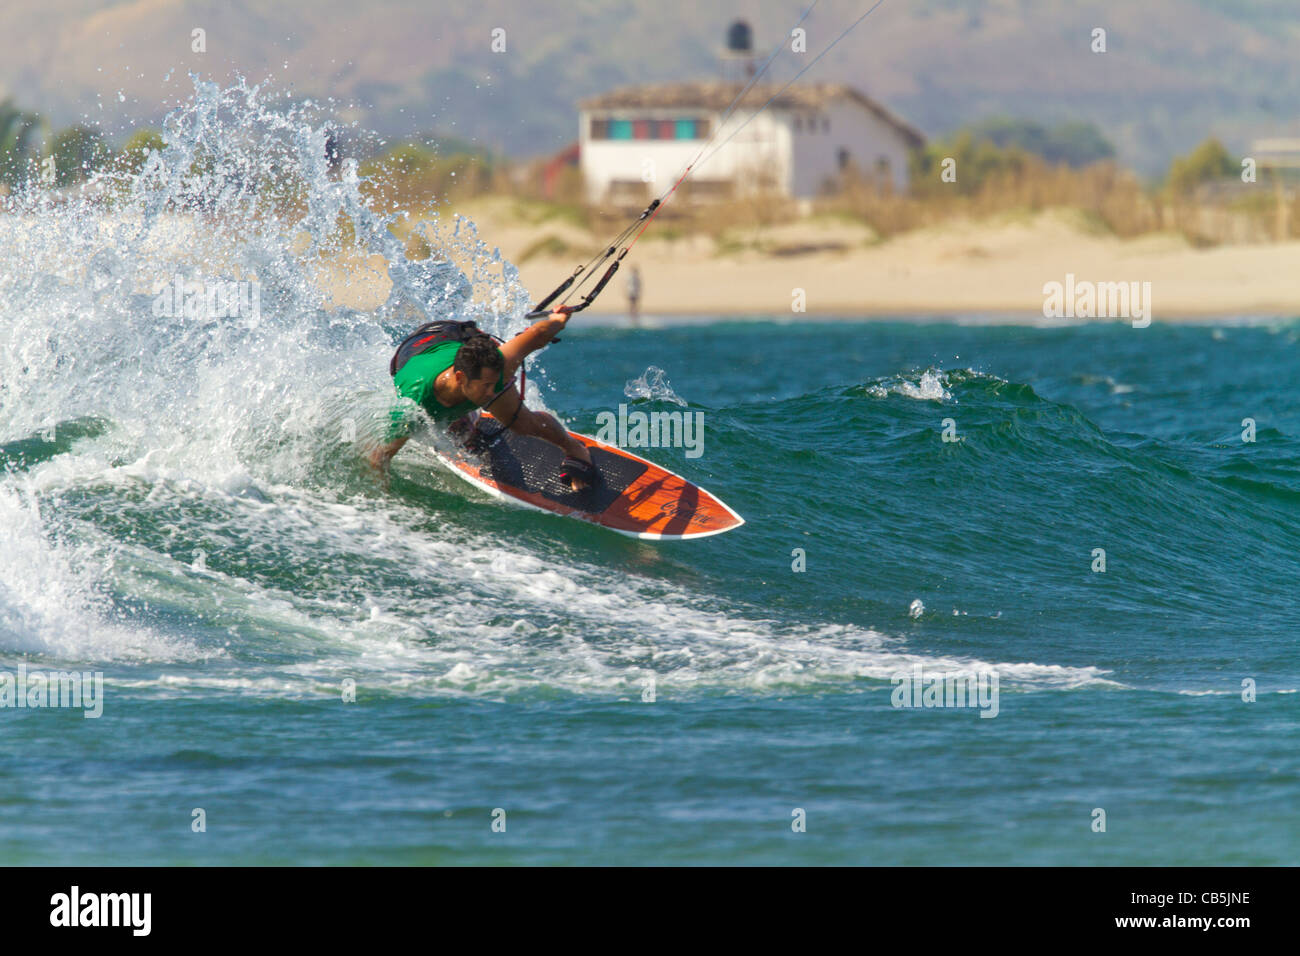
[388, 341, 507, 440]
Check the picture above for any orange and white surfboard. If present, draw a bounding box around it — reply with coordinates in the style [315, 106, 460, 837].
[432, 413, 744, 540]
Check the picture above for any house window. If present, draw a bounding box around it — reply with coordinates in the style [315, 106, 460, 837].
[793, 116, 802, 133]
[822, 116, 830, 133]
[591, 116, 709, 141]
[838, 148, 851, 171]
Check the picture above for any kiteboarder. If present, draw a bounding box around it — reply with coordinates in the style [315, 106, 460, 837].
[369, 309, 597, 490]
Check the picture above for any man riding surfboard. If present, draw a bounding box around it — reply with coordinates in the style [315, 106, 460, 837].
[368, 308, 597, 490]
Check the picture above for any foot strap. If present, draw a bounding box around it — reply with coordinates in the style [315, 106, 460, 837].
[559, 455, 599, 486]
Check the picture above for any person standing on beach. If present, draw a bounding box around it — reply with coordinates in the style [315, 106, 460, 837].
[627, 266, 642, 326]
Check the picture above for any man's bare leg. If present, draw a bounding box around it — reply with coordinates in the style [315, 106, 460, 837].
[485, 387, 593, 490]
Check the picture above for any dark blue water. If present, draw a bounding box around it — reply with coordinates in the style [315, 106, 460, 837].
[4, 316, 1297, 864]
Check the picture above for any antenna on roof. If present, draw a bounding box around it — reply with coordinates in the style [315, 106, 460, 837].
[720, 19, 757, 83]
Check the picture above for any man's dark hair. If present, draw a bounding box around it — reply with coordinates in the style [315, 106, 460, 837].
[453, 333, 505, 382]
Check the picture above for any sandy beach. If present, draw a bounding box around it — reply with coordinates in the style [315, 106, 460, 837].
[322, 201, 1300, 321]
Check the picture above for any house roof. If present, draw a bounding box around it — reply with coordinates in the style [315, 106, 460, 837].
[579, 82, 925, 148]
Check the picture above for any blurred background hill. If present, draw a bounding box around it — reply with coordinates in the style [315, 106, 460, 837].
[0, 0, 1297, 173]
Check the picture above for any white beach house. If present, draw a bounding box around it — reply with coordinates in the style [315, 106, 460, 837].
[578, 80, 925, 204]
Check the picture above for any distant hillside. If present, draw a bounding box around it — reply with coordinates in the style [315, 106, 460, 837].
[0, 0, 1296, 174]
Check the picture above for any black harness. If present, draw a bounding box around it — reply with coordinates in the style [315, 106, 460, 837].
[389, 320, 483, 377]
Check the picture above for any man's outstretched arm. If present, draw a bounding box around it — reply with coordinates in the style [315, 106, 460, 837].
[498, 309, 571, 380]
[367, 435, 409, 472]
